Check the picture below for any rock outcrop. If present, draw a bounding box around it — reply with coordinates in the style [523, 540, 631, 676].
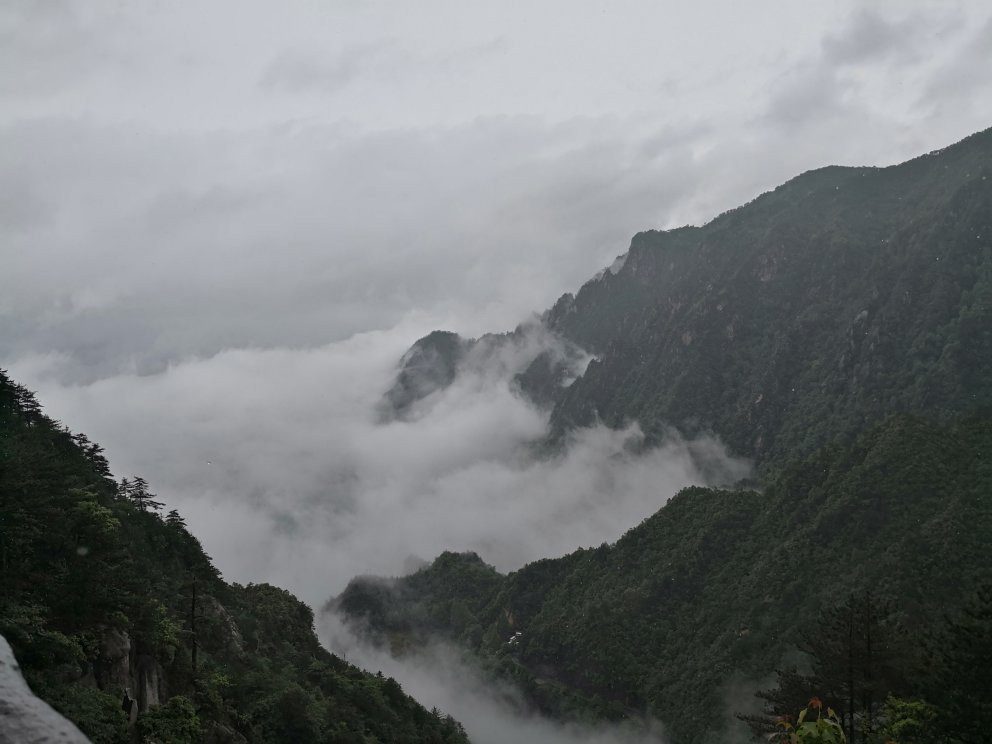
[90, 627, 168, 714]
[0, 634, 92, 743]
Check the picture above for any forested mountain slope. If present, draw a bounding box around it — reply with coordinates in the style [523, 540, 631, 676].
[336, 416, 992, 744]
[0, 371, 469, 744]
[338, 127, 992, 744]
[544, 128, 992, 473]
[389, 127, 992, 475]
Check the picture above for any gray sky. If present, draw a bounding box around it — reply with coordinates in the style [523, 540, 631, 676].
[4, 0, 992, 595]
[5, 1, 992, 379]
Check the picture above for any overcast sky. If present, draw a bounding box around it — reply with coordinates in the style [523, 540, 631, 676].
[4, 0, 992, 595]
[4, 1, 992, 380]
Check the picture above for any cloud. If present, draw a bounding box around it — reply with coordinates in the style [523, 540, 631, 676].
[10, 110, 819, 390]
[259, 41, 407, 94]
[259, 37, 508, 95]
[0, 115, 712, 382]
[0, 180, 53, 233]
[820, 9, 940, 67]
[0, 2, 105, 97]
[919, 16, 992, 120]
[9, 321, 750, 606]
[4, 4, 991, 389]
[320, 614, 669, 744]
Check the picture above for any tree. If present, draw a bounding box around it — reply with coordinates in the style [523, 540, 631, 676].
[739, 667, 820, 739]
[922, 583, 992, 744]
[118, 476, 164, 512]
[799, 592, 909, 742]
[135, 695, 201, 743]
[165, 509, 187, 529]
[876, 697, 940, 744]
[742, 592, 910, 743]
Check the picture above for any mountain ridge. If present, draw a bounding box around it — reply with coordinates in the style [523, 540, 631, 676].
[334, 414, 992, 744]
[385, 125, 992, 475]
[341, 125, 992, 743]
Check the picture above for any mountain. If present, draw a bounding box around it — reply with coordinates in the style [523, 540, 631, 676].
[0, 371, 470, 744]
[391, 127, 992, 475]
[379, 323, 589, 421]
[337, 127, 992, 743]
[336, 416, 992, 744]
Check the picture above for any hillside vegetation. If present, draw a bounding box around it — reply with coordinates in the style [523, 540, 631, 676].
[544, 128, 992, 473]
[340, 127, 992, 744]
[336, 416, 991, 743]
[0, 370, 469, 744]
[387, 128, 992, 476]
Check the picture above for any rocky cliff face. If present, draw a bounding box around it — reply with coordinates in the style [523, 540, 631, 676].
[378, 322, 591, 420]
[90, 627, 166, 717]
[0, 634, 92, 744]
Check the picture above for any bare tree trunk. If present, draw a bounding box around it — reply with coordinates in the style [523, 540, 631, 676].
[848, 609, 855, 743]
[190, 577, 198, 675]
[864, 597, 874, 740]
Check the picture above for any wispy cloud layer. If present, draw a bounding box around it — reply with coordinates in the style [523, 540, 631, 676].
[10, 323, 749, 604]
[321, 614, 670, 744]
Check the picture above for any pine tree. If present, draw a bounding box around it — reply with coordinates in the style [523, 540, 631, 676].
[743, 592, 911, 743]
[120, 475, 164, 512]
[799, 592, 909, 742]
[924, 584, 992, 744]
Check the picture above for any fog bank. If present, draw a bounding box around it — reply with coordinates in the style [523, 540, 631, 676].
[10, 320, 749, 606]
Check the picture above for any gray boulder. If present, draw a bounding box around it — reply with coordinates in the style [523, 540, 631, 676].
[0, 634, 91, 743]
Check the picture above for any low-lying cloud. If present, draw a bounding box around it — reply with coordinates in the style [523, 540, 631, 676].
[10, 319, 749, 606]
[11, 315, 749, 740]
[320, 612, 669, 744]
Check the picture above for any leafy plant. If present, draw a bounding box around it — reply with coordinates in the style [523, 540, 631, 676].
[775, 698, 846, 744]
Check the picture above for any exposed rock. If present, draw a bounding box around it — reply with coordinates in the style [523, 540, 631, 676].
[93, 628, 131, 693]
[135, 654, 165, 710]
[91, 628, 167, 713]
[203, 721, 249, 744]
[200, 595, 245, 658]
[121, 690, 138, 725]
[378, 330, 468, 420]
[381, 324, 591, 420]
[0, 633, 92, 743]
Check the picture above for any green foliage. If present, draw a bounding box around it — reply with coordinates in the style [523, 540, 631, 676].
[364, 129, 992, 742]
[540, 127, 992, 476]
[0, 369, 470, 743]
[876, 697, 940, 744]
[149, 600, 181, 653]
[48, 685, 128, 744]
[136, 695, 201, 743]
[918, 583, 992, 744]
[338, 416, 991, 744]
[775, 701, 847, 744]
[253, 684, 320, 743]
[744, 592, 912, 743]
